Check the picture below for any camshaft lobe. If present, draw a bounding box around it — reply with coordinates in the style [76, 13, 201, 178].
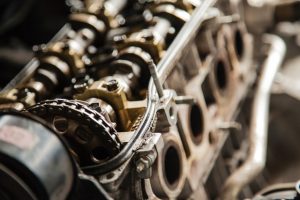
[19, 0, 201, 174]
[69, 1, 203, 178]
[72, 0, 198, 131]
[0, 0, 279, 199]
[0, 0, 128, 109]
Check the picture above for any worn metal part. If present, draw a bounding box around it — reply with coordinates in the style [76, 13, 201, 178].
[150, 132, 187, 199]
[1, 0, 300, 199]
[0, 0, 129, 108]
[221, 34, 286, 200]
[0, 113, 76, 200]
[75, 0, 208, 177]
[26, 98, 121, 167]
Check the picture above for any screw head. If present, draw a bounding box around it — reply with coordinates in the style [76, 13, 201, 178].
[136, 162, 145, 173]
[106, 79, 119, 91]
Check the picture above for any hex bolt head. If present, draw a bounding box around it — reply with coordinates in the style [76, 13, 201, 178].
[106, 79, 119, 91]
[136, 162, 146, 173]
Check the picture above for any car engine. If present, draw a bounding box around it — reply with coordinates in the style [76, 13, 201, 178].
[0, 0, 300, 199]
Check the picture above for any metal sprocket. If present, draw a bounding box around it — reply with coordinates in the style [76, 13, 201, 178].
[26, 98, 121, 167]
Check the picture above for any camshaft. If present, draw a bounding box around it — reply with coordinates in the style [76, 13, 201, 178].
[0, 0, 128, 109]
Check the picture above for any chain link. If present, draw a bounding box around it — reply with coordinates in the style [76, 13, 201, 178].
[26, 98, 121, 152]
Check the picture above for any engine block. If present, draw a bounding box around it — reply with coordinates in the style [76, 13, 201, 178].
[0, 0, 300, 199]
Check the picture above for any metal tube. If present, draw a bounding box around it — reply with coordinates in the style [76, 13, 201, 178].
[82, 0, 216, 174]
[157, 0, 217, 83]
[221, 34, 286, 200]
[148, 60, 164, 98]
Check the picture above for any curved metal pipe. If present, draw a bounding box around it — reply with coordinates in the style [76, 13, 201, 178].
[221, 34, 286, 200]
[82, 0, 216, 174]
